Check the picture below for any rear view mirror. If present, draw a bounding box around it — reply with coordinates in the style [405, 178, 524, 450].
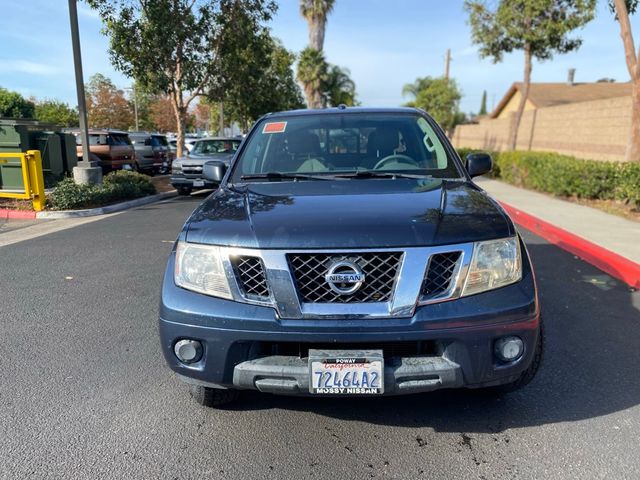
[465, 153, 492, 178]
[203, 161, 227, 183]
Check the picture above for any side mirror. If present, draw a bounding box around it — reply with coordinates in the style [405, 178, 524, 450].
[203, 161, 227, 183]
[465, 153, 492, 178]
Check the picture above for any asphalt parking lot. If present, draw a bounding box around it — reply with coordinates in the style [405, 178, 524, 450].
[1, 194, 639, 479]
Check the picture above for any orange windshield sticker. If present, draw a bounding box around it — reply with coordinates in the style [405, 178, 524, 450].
[263, 121, 287, 134]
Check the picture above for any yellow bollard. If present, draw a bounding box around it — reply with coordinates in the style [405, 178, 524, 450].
[25, 150, 46, 212]
[0, 151, 46, 212]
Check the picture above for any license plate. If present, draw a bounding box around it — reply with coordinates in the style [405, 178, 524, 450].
[192, 180, 205, 187]
[309, 349, 384, 395]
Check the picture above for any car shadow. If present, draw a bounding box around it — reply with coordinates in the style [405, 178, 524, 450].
[223, 234, 640, 433]
[133, 190, 212, 212]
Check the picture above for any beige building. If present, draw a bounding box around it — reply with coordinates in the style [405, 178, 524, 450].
[452, 81, 633, 161]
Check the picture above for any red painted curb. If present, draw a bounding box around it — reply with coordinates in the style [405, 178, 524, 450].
[500, 201, 640, 290]
[0, 208, 37, 220]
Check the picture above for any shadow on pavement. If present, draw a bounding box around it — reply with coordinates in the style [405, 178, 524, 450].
[133, 190, 212, 213]
[224, 237, 640, 433]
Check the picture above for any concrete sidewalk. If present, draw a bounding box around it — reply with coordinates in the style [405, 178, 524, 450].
[476, 177, 640, 288]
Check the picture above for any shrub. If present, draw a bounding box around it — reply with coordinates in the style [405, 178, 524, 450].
[47, 171, 156, 210]
[456, 148, 639, 206]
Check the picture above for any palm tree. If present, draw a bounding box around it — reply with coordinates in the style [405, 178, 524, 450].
[299, 0, 335, 52]
[296, 47, 328, 109]
[401, 78, 432, 100]
[325, 65, 356, 106]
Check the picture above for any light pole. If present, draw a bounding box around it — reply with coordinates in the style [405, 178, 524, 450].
[68, 0, 102, 184]
[125, 86, 140, 131]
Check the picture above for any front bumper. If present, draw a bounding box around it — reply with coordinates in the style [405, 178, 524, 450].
[230, 354, 464, 395]
[159, 252, 540, 395]
[170, 174, 217, 189]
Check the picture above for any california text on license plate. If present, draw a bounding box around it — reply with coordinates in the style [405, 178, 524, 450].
[308, 349, 384, 395]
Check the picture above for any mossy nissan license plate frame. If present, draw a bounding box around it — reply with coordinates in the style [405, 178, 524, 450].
[308, 349, 384, 395]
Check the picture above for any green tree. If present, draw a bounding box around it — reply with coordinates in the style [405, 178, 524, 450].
[297, 47, 328, 109]
[300, 0, 335, 51]
[324, 65, 357, 107]
[33, 99, 79, 127]
[465, 0, 595, 149]
[402, 76, 463, 131]
[129, 81, 158, 131]
[609, 0, 640, 161]
[85, 73, 134, 130]
[479, 90, 487, 115]
[265, 41, 306, 112]
[86, 0, 276, 157]
[0, 87, 35, 118]
[209, 8, 303, 129]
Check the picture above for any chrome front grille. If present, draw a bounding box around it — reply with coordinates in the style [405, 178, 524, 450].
[231, 256, 270, 299]
[287, 252, 403, 303]
[182, 165, 203, 175]
[421, 252, 462, 300]
[219, 242, 474, 319]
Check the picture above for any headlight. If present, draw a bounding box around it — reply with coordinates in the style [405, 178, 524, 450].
[171, 161, 182, 173]
[462, 236, 522, 296]
[174, 242, 232, 299]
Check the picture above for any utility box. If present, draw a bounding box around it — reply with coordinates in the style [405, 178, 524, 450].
[58, 132, 78, 173]
[29, 131, 65, 185]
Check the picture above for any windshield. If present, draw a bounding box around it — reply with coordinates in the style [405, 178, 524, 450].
[231, 113, 461, 182]
[151, 135, 168, 147]
[191, 139, 240, 155]
[108, 134, 132, 146]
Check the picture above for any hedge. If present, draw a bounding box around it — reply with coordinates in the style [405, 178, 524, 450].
[456, 148, 640, 205]
[47, 170, 156, 210]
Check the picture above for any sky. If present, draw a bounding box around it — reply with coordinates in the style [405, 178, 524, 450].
[0, 0, 638, 115]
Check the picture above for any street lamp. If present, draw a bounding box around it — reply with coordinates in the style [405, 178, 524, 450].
[124, 86, 140, 131]
[68, 0, 102, 185]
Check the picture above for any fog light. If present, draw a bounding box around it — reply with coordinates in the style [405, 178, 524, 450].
[494, 336, 524, 362]
[174, 339, 203, 364]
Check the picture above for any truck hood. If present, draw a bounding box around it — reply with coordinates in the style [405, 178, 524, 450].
[175, 152, 234, 166]
[185, 179, 514, 249]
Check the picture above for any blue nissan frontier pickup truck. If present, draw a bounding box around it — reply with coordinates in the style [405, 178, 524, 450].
[159, 106, 542, 407]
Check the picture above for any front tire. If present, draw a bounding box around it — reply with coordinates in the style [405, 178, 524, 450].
[189, 385, 239, 408]
[176, 186, 192, 196]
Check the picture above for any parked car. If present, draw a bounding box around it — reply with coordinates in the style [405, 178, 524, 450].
[129, 132, 171, 174]
[70, 129, 135, 172]
[159, 107, 542, 407]
[167, 138, 177, 155]
[168, 137, 197, 154]
[170, 137, 242, 195]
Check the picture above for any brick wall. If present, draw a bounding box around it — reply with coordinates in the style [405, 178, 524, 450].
[452, 96, 632, 161]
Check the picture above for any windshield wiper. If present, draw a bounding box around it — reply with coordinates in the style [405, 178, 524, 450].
[334, 171, 432, 180]
[240, 172, 336, 181]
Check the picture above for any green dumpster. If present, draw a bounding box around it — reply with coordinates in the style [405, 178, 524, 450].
[0, 154, 25, 191]
[0, 120, 31, 191]
[0, 119, 78, 189]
